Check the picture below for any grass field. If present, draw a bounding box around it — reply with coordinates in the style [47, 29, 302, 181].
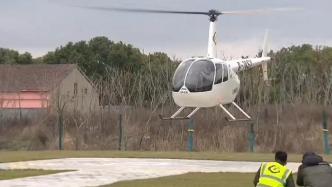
[0, 151, 310, 186]
[106, 172, 299, 187]
[106, 172, 256, 187]
[1, 151, 331, 163]
[0, 169, 68, 180]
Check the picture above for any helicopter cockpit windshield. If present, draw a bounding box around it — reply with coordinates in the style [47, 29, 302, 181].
[172, 59, 228, 93]
[185, 60, 215, 92]
[172, 59, 194, 92]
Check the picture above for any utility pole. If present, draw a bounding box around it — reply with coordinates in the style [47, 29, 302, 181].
[118, 114, 123, 151]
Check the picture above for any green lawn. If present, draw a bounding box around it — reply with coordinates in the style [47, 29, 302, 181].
[1, 151, 330, 163]
[106, 172, 298, 187]
[105, 172, 256, 187]
[0, 169, 69, 180]
[0, 151, 309, 186]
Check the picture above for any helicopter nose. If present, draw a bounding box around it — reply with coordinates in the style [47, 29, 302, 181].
[179, 87, 189, 94]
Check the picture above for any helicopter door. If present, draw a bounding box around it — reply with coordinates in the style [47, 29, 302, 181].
[215, 64, 223, 84]
[222, 64, 228, 82]
[214, 64, 229, 84]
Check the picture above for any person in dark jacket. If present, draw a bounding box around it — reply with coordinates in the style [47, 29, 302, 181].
[297, 152, 332, 187]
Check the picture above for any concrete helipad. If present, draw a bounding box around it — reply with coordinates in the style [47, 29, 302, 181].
[0, 158, 301, 187]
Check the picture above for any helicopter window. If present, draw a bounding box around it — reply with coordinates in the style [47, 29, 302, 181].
[185, 60, 215, 92]
[172, 59, 194, 92]
[215, 64, 223, 84]
[223, 64, 228, 82]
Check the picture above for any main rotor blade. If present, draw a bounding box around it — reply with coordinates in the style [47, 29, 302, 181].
[78, 6, 210, 15]
[74, 6, 300, 17]
[221, 7, 302, 15]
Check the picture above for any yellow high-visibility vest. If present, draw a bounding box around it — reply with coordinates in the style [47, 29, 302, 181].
[257, 162, 292, 187]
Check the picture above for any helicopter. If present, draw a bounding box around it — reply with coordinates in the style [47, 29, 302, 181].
[79, 6, 293, 122]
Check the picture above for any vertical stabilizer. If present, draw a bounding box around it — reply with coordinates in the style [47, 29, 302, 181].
[261, 29, 269, 81]
[261, 29, 269, 57]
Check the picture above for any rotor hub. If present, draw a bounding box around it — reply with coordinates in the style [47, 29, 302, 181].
[208, 9, 221, 22]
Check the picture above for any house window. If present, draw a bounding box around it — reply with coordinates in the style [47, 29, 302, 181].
[84, 88, 88, 95]
[74, 83, 78, 96]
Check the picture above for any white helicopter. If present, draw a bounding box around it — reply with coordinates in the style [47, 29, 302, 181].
[80, 7, 291, 121]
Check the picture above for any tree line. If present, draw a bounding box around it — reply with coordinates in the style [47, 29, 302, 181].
[1, 37, 332, 152]
[0, 48, 33, 64]
[1, 37, 332, 106]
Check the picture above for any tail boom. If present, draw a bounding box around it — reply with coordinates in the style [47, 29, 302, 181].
[228, 57, 271, 73]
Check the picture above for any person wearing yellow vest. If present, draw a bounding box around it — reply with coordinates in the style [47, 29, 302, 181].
[253, 151, 295, 187]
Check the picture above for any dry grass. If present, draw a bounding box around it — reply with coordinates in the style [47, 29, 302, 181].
[0, 104, 331, 153]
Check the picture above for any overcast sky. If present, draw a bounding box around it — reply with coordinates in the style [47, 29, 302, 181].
[0, 0, 331, 59]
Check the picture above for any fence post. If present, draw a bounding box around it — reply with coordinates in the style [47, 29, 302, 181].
[118, 114, 123, 151]
[188, 119, 194, 152]
[58, 115, 64, 150]
[248, 123, 255, 152]
[322, 110, 330, 155]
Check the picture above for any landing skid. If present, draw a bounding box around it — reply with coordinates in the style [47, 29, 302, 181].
[159, 107, 200, 120]
[160, 102, 251, 122]
[220, 102, 252, 122]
